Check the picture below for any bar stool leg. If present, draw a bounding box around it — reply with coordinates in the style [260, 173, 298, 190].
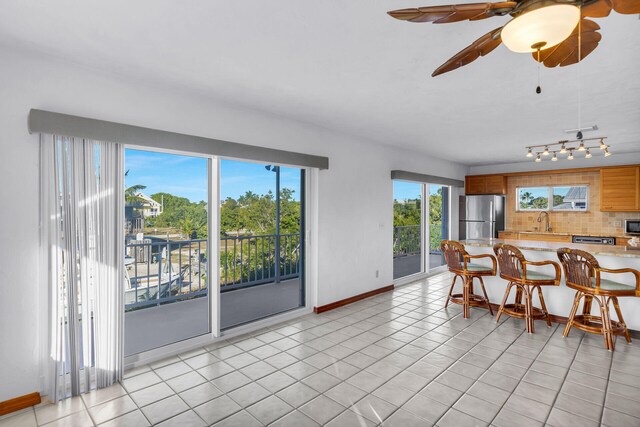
[599, 297, 614, 351]
[496, 282, 513, 323]
[564, 291, 582, 338]
[583, 295, 593, 316]
[524, 286, 534, 334]
[463, 275, 470, 319]
[477, 277, 493, 316]
[536, 286, 552, 327]
[611, 297, 631, 344]
[514, 286, 524, 315]
[445, 275, 459, 309]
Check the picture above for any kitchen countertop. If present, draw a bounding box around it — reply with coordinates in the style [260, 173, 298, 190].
[502, 230, 631, 238]
[461, 238, 640, 258]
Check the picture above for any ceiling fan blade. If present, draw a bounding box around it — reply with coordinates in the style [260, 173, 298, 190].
[532, 19, 601, 68]
[432, 27, 503, 76]
[611, 0, 640, 14]
[581, 0, 612, 17]
[388, 2, 516, 23]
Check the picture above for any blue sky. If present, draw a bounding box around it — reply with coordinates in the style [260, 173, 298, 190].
[394, 180, 445, 201]
[125, 149, 301, 202]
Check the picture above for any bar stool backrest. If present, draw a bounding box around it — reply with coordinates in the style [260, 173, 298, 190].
[493, 244, 524, 281]
[557, 248, 598, 289]
[440, 240, 466, 273]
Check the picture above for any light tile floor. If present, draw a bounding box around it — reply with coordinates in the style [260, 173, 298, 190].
[4, 272, 640, 426]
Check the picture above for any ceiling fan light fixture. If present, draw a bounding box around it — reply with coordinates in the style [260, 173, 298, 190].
[501, 4, 581, 53]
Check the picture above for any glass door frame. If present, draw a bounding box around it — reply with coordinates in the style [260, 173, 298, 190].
[427, 183, 450, 274]
[393, 180, 451, 282]
[123, 144, 315, 364]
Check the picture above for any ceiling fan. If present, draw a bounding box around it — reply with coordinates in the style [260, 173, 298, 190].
[388, 0, 640, 76]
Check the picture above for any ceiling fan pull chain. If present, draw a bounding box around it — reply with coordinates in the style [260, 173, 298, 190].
[577, 6, 582, 136]
[536, 48, 542, 94]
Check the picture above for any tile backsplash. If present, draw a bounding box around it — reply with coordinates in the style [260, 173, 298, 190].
[506, 171, 640, 236]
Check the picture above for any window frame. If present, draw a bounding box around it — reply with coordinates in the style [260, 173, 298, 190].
[516, 185, 589, 212]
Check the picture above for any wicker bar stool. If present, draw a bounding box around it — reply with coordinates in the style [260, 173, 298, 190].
[493, 244, 561, 333]
[441, 240, 497, 319]
[557, 248, 640, 351]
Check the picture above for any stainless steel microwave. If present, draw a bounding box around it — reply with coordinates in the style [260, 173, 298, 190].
[626, 220, 640, 235]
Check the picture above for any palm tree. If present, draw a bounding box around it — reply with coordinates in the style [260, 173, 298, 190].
[179, 217, 196, 239]
[125, 184, 147, 205]
[520, 191, 533, 208]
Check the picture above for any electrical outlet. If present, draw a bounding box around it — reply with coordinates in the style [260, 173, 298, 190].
[375, 270, 379, 278]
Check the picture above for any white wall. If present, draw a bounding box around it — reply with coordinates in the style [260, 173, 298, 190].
[0, 46, 467, 401]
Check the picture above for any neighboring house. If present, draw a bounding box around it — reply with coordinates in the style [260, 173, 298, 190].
[134, 192, 163, 218]
[125, 192, 163, 233]
[561, 186, 588, 210]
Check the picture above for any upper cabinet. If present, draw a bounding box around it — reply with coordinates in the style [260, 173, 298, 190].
[465, 174, 506, 195]
[600, 166, 640, 212]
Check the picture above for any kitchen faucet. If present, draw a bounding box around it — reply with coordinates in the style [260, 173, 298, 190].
[537, 211, 552, 232]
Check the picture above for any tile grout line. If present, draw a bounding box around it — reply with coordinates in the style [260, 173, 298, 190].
[541, 331, 585, 426]
[432, 319, 530, 426]
[599, 340, 615, 426]
[485, 323, 560, 426]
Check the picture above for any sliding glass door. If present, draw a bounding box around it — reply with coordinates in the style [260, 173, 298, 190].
[123, 149, 210, 355]
[219, 160, 305, 329]
[429, 185, 449, 270]
[393, 180, 450, 280]
[393, 181, 423, 279]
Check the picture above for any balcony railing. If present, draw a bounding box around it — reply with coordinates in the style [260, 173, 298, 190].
[220, 233, 301, 291]
[125, 233, 302, 311]
[393, 224, 444, 257]
[125, 238, 207, 310]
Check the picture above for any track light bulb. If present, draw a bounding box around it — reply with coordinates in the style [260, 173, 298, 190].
[526, 148, 533, 158]
[578, 142, 585, 151]
[560, 144, 567, 154]
[542, 146, 550, 156]
[585, 149, 592, 159]
[535, 154, 542, 163]
[551, 153, 558, 161]
[568, 151, 574, 160]
[604, 148, 611, 157]
[600, 140, 608, 150]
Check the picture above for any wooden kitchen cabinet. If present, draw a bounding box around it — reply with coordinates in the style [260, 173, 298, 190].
[600, 166, 640, 212]
[465, 174, 507, 195]
[617, 237, 631, 247]
[521, 233, 572, 243]
[498, 231, 571, 243]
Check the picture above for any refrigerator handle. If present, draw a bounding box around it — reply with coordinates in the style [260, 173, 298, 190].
[489, 200, 494, 222]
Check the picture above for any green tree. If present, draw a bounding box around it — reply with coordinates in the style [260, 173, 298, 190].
[125, 184, 147, 204]
[520, 191, 533, 209]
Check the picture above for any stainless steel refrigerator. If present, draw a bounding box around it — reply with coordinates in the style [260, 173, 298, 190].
[459, 195, 505, 240]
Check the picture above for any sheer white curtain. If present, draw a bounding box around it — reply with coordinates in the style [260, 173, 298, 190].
[40, 134, 125, 401]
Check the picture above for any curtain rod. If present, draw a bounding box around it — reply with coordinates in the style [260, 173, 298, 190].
[28, 109, 329, 170]
[391, 170, 464, 187]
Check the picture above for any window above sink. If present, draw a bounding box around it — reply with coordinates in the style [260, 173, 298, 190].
[517, 185, 589, 212]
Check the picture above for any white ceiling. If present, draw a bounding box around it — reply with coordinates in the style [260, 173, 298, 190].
[1, 1, 639, 165]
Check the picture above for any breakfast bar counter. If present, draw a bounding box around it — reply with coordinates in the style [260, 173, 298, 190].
[460, 238, 640, 330]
